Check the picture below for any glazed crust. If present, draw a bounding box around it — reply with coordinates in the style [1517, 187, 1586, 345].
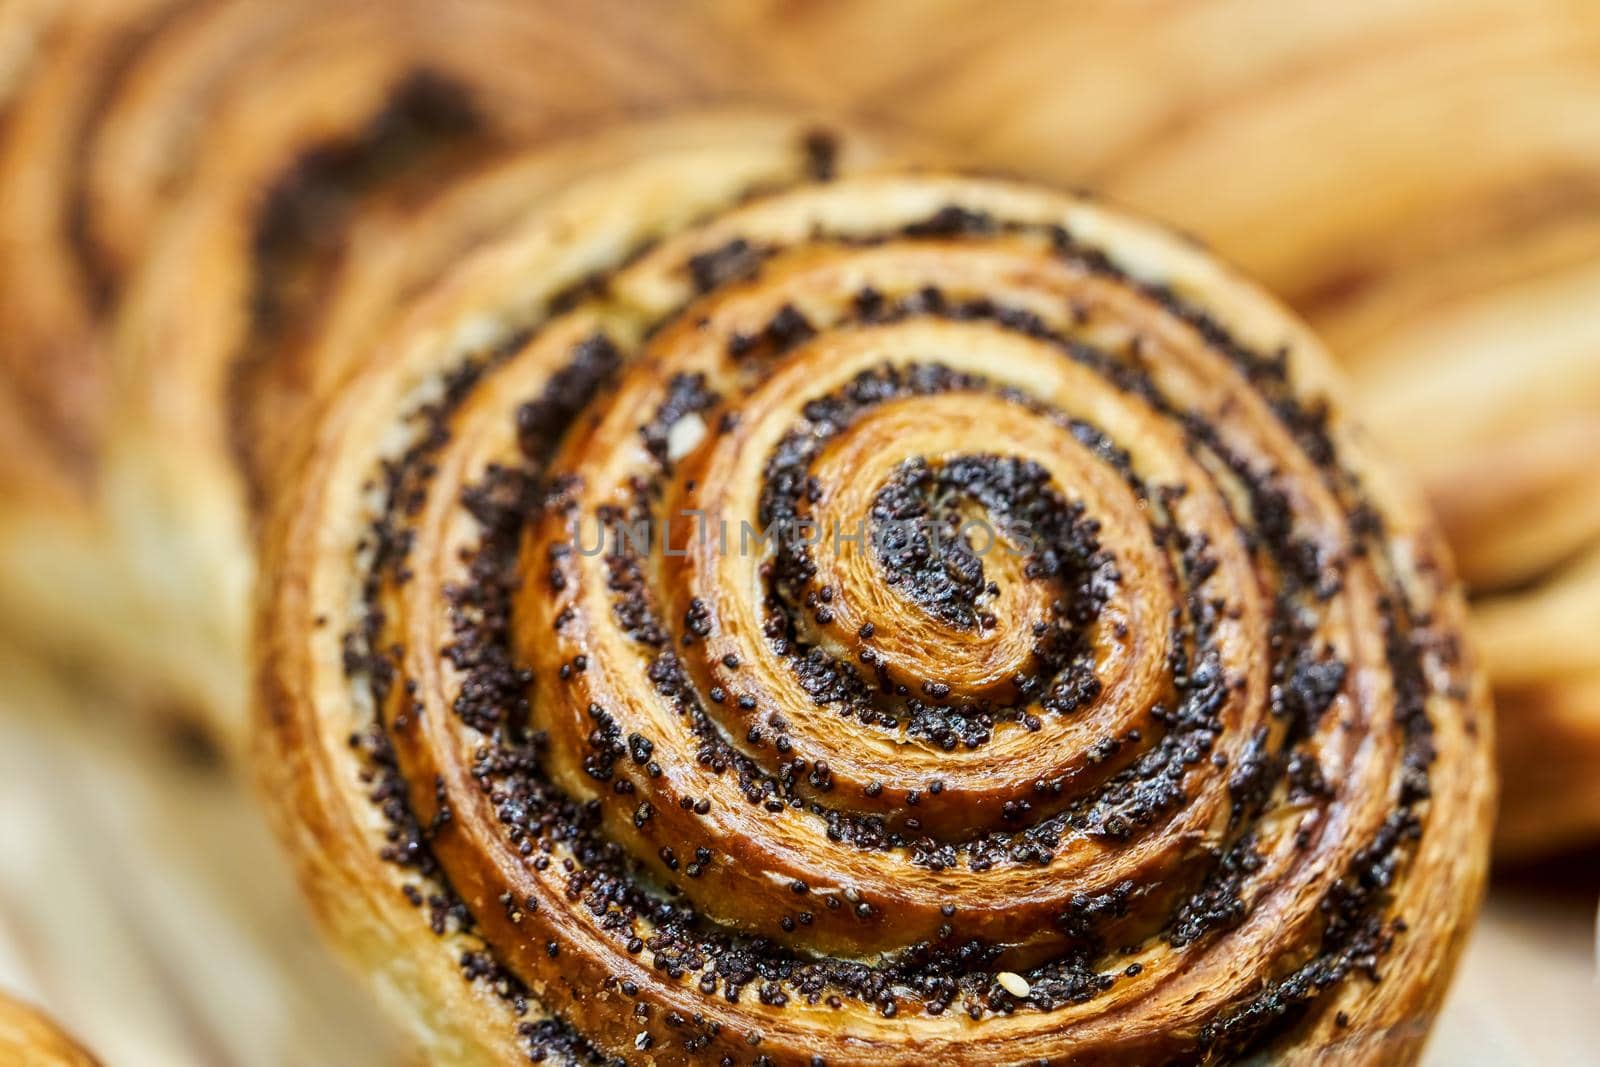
[255, 119, 1493, 1065]
[0, 996, 100, 1067]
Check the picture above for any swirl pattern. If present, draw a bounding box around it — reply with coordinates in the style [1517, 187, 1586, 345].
[257, 121, 1492, 1066]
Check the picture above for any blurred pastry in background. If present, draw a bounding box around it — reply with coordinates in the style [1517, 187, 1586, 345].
[0, 994, 100, 1067]
[0, 0, 761, 745]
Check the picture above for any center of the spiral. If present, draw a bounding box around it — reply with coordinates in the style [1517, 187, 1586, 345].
[799, 421, 1113, 709]
[869, 453, 1075, 633]
[870, 457, 989, 631]
[656, 358, 1168, 843]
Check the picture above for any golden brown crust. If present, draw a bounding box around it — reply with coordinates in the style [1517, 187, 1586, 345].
[0, 995, 101, 1067]
[255, 125, 1492, 1065]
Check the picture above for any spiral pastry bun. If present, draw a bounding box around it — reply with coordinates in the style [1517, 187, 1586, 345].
[255, 119, 1492, 1065]
[0, 995, 100, 1067]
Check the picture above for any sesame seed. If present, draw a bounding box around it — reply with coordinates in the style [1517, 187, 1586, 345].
[996, 972, 1031, 998]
